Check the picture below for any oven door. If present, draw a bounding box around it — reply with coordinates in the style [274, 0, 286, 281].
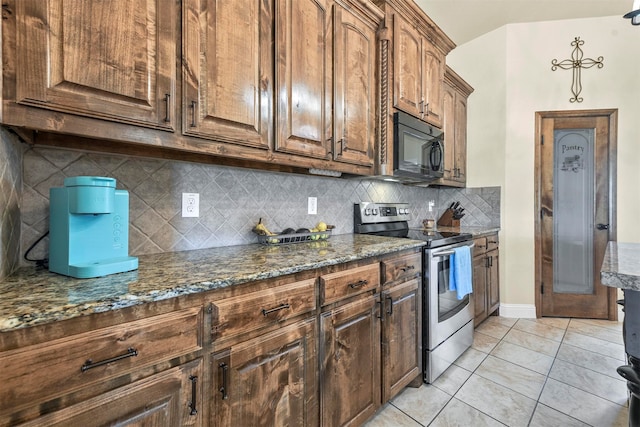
[425, 241, 475, 350]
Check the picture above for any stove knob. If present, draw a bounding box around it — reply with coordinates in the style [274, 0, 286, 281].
[364, 208, 371, 216]
[399, 208, 406, 214]
[372, 209, 379, 215]
[403, 209, 410, 215]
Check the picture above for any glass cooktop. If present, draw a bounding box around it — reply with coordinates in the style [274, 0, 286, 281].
[406, 229, 473, 248]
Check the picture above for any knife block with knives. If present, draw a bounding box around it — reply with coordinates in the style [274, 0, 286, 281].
[437, 202, 465, 227]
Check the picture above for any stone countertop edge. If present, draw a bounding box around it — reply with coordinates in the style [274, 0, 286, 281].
[434, 225, 501, 237]
[601, 241, 640, 291]
[0, 234, 425, 332]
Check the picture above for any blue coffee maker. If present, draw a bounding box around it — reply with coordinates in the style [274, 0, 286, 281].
[49, 176, 138, 278]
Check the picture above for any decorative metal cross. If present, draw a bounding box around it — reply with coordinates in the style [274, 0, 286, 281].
[551, 37, 604, 103]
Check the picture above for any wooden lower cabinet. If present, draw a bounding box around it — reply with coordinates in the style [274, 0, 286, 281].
[210, 317, 318, 427]
[473, 233, 500, 325]
[320, 293, 381, 427]
[381, 278, 421, 402]
[20, 359, 203, 427]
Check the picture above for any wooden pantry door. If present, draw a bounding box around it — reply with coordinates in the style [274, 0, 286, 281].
[535, 109, 617, 319]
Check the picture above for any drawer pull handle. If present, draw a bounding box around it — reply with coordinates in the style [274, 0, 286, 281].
[219, 363, 229, 400]
[163, 93, 171, 122]
[190, 100, 197, 127]
[81, 347, 138, 373]
[400, 265, 415, 272]
[189, 375, 198, 415]
[262, 303, 290, 316]
[488, 240, 498, 244]
[348, 280, 368, 289]
[386, 295, 394, 316]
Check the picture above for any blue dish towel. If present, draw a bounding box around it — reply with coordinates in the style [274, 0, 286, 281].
[449, 246, 473, 300]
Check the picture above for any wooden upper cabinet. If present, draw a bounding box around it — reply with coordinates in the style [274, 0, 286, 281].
[421, 43, 444, 128]
[275, 0, 332, 159]
[392, 15, 422, 118]
[436, 67, 473, 187]
[333, 5, 377, 167]
[14, 0, 176, 130]
[392, 13, 445, 128]
[182, 0, 272, 149]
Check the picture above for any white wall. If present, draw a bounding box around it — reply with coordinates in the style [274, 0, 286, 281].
[447, 15, 640, 306]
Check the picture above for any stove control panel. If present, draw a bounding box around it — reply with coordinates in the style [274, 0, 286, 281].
[354, 202, 411, 225]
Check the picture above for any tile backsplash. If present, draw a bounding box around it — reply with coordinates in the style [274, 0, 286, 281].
[14, 144, 500, 270]
[0, 129, 23, 279]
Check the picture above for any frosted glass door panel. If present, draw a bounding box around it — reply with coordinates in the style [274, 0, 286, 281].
[553, 129, 594, 294]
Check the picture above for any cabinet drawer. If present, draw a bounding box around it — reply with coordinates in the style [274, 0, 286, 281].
[473, 237, 487, 256]
[486, 234, 499, 252]
[320, 263, 380, 306]
[382, 252, 421, 285]
[211, 278, 316, 341]
[0, 307, 202, 417]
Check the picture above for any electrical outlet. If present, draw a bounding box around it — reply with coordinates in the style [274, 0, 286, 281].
[428, 200, 435, 212]
[308, 197, 317, 215]
[182, 193, 200, 217]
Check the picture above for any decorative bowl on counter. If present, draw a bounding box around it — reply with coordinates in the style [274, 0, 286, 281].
[258, 229, 332, 245]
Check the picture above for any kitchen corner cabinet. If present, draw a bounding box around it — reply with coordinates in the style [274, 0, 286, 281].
[473, 233, 500, 325]
[436, 66, 474, 187]
[11, 0, 177, 131]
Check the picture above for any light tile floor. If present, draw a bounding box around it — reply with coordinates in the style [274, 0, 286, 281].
[365, 316, 629, 427]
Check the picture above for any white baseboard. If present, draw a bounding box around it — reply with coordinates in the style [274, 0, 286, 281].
[499, 304, 537, 318]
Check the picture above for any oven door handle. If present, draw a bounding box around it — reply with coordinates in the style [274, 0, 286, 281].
[433, 243, 475, 258]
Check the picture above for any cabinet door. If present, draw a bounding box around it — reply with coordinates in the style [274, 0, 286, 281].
[440, 82, 456, 181]
[333, 6, 376, 167]
[182, 0, 272, 149]
[275, 0, 332, 158]
[488, 250, 500, 314]
[211, 318, 318, 427]
[381, 278, 421, 402]
[320, 294, 381, 427]
[15, 0, 176, 130]
[392, 14, 422, 117]
[21, 359, 203, 427]
[473, 255, 488, 325]
[454, 92, 468, 182]
[421, 42, 444, 128]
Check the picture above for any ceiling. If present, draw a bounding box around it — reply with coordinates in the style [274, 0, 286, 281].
[415, 0, 633, 45]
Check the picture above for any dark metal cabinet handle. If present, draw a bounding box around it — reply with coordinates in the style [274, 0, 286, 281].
[262, 303, 290, 316]
[163, 93, 171, 122]
[596, 223, 609, 230]
[190, 100, 197, 127]
[188, 375, 198, 415]
[488, 240, 498, 244]
[219, 363, 229, 400]
[386, 295, 393, 316]
[348, 279, 368, 289]
[81, 347, 138, 373]
[400, 265, 415, 273]
[489, 256, 493, 267]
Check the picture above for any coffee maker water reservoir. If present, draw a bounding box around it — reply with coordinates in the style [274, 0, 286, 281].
[49, 176, 138, 278]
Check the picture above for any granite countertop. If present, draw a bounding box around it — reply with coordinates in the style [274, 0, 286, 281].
[0, 234, 425, 332]
[601, 241, 640, 291]
[434, 225, 501, 237]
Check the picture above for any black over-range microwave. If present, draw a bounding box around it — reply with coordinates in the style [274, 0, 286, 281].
[393, 111, 444, 182]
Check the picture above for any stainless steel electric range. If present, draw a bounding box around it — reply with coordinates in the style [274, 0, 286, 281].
[354, 202, 475, 383]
